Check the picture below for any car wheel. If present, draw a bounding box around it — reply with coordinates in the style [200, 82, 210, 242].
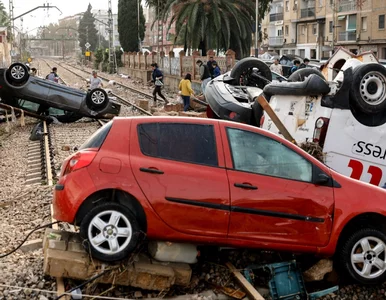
[80, 202, 140, 262]
[7, 63, 29, 84]
[230, 58, 272, 89]
[339, 228, 386, 284]
[87, 88, 109, 111]
[350, 63, 386, 115]
[288, 68, 325, 82]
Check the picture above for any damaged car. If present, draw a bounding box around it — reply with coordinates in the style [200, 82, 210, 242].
[53, 116, 386, 285]
[205, 55, 386, 189]
[0, 63, 120, 122]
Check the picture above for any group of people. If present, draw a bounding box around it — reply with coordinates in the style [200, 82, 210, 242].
[150, 57, 221, 112]
[269, 57, 311, 76]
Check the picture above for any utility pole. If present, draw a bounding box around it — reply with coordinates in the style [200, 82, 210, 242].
[157, 0, 160, 64]
[108, 0, 115, 73]
[9, 0, 14, 62]
[255, 0, 259, 57]
[137, 0, 141, 52]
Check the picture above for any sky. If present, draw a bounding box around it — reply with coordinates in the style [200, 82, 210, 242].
[3, 0, 145, 34]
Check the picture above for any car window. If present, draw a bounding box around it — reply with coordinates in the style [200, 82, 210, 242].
[226, 127, 312, 182]
[79, 121, 112, 150]
[138, 123, 218, 167]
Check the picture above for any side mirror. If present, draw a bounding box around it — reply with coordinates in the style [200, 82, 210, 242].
[315, 173, 330, 185]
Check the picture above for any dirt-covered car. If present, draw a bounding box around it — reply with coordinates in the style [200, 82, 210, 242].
[0, 63, 120, 123]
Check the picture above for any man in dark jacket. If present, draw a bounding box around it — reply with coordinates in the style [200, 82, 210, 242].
[207, 56, 217, 78]
[196, 60, 211, 94]
[151, 63, 168, 104]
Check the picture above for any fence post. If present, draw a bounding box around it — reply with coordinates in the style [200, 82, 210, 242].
[225, 49, 236, 72]
[168, 51, 174, 75]
[160, 51, 165, 69]
[144, 52, 149, 69]
[138, 51, 143, 69]
[192, 50, 200, 80]
[179, 50, 185, 78]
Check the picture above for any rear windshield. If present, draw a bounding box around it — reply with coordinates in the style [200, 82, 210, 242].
[79, 121, 112, 150]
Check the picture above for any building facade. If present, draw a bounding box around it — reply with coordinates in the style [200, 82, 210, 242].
[92, 9, 121, 48]
[261, 0, 386, 59]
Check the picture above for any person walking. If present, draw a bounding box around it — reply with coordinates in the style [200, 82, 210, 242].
[270, 58, 283, 75]
[299, 58, 310, 69]
[151, 63, 169, 105]
[90, 70, 103, 90]
[207, 56, 217, 78]
[212, 62, 221, 78]
[196, 60, 211, 94]
[290, 60, 301, 75]
[46, 67, 59, 83]
[179, 73, 195, 112]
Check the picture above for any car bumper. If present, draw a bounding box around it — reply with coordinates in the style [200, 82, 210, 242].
[53, 168, 96, 223]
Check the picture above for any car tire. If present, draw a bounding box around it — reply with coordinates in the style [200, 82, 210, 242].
[80, 202, 140, 262]
[288, 68, 325, 82]
[338, 228, 386, 284]
[7, 63, 29, 84]
[230, 58, 272, 87]
[87, 88, 109, 111]
[350, 63, 386, 114]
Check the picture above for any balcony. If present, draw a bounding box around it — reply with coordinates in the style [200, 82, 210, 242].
[270, 12, 284, 22]
[300, 7, 315, 18]
[269, 36, 284, 46]
[338, 30, 356, 42]
[339, 2, 356, 12]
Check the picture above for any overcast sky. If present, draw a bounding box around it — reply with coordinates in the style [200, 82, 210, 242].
[3, 0, 148, 34]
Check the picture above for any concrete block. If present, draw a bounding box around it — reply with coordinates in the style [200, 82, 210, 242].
[164, 103, 183, 112]
[152, 260, 192, 286]
[19, 238, 43, 253]
[135, 99, 150, 111]
[303, 259, 333, 282]
[67, 242, 86, 253]
[133, 261, 175, 290]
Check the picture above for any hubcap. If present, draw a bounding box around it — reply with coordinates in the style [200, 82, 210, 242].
[11, 65, 25, 80]
[88, 210, 132, 255]
[351, 236, 386, 279]
[91, 91, 106, 105]
[360, 71, 386, 106]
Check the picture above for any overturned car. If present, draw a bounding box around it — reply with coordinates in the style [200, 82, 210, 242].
[0, 63, 120, 123]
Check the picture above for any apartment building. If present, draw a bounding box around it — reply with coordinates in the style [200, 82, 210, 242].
[261, 0, 386, 59]
[92, 9, 121, 48]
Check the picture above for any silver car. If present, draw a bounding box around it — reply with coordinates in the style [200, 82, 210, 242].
[0, 63, 120, 122]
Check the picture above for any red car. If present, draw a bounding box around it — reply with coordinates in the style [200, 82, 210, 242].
[53, 117, 386, 284]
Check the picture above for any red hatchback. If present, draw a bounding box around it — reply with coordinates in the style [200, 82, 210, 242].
[53, 117, 386, 284]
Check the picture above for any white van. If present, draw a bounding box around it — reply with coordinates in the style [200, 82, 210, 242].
[261, 58, 386, 187]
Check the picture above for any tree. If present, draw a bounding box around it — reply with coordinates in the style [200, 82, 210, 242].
[160, 0, 271, 59]
[118, 0, 146, 52]
[78, 4, 98, 52]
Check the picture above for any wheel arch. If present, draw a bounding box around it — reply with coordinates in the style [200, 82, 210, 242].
[75, 188, 147, 233]
[336, 212, 386, 251]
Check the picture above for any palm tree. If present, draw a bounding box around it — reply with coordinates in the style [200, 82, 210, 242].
[161, 0, 255, 58]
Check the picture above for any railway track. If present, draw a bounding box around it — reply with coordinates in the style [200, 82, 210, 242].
[44, 59, 153, 116]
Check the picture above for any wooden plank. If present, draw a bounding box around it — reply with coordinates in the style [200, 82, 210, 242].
[256, 94, 297, 146]
[226, 262, 265, 300]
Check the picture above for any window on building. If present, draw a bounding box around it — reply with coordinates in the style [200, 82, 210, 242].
[379, 15, 385, 30]
[361, 16, 367, 31]
[347, 14, 357, 31]
[138, 123, 218, 167]
[293, 0, 298, 10]
[329, 0, 333, 5]
[299, 49, 305, 58]
[300, 25, 305, 35]
[226, 128, 312, 182]
[285, 25, 289, 35]
[329, 21, 333, 33]
[312, 24, 317, 35]
[278, 28, 283, 36]
[285, 1, 289, 11]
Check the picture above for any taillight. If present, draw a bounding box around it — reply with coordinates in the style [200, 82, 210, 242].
[313, 117, 330, 147]
[229, 112, 237, 119]
[62, 150, 97, 176]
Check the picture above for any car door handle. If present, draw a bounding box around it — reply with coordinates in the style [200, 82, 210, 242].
[234, 183, 258, 190]
[140, 167, 164, 174]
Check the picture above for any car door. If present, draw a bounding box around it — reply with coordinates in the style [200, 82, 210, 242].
[47, 82, 85, 110]
[130, 119, 230, 237]
[18, 77, 51, 102]
[220, 124, 334, 247]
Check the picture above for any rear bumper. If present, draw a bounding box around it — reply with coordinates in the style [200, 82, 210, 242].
[53, 168, 96, 223]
